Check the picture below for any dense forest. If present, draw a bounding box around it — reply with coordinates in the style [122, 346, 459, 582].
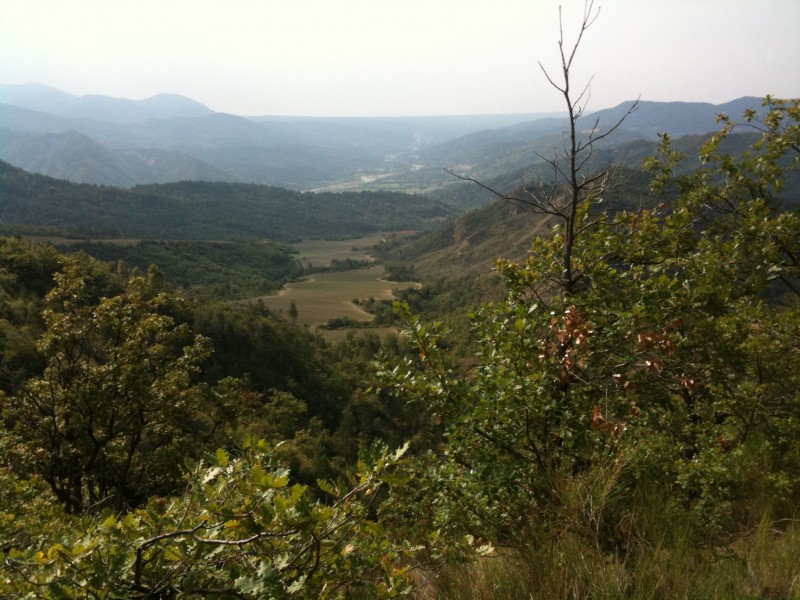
[1, 10, 800, 597]
[0, 165, 453, 241]
[50, 239, 305, 299]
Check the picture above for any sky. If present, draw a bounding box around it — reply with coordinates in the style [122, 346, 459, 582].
[2, 0, 799, 117]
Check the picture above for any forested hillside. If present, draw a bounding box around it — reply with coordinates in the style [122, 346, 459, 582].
[57, 239, 304, 299]
[0, 161, 452, 240]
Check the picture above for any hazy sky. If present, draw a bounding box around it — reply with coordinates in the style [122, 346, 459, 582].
[2, 0, 798, 117]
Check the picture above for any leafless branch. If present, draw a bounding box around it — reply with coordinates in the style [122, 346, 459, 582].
[448, 0, 638, 297]
[443, 168, 565, 217]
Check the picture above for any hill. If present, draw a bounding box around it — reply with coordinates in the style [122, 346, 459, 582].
[380, 120, 800, 281]
[0, 161, 452, 241]
[378, 199, 553, 278]
[0, 128, 229, 186]
[379, 166, 654, 279]
[0, 84, 559, 189]
[0, 103, 546, 190]
[410, 97, 766, 185]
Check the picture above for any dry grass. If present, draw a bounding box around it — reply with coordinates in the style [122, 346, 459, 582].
[409, 468, 800, 600]
[414, 523, 800, 600]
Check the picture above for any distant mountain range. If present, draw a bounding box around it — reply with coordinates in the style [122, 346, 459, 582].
[0, 83, 766, 191]
[0, 83, 214, 122]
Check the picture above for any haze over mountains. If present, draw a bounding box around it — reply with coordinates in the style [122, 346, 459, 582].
[0, 83, 764, 192]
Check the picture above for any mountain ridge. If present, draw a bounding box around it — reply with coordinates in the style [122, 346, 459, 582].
[0, 83, 214, 122]
[0, 83, 770, 191]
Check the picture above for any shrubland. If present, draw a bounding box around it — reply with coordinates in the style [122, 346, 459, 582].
[0, 237, 432, 596]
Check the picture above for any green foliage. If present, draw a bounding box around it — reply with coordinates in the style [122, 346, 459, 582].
[0, 438, 419, 598]
[0, 67, 797, 599]
[322, 316, 365, 330]
[61, 239, 304, 299]
[2, 254, 243, 512]
[0, 238, 64, 390]
[380, 97, 800, 561]
[194, 300, 355, 428]
[0, 236, 427, 513]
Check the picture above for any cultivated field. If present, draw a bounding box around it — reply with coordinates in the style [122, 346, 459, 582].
[28, 232, 420, 341]
[255, 264, 419, 340]
[291, 233, 412, 267]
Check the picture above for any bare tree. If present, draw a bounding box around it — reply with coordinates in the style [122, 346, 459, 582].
[448, 1, 638, 297]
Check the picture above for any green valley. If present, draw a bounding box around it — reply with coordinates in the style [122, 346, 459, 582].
[0, 40, 798, 599]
